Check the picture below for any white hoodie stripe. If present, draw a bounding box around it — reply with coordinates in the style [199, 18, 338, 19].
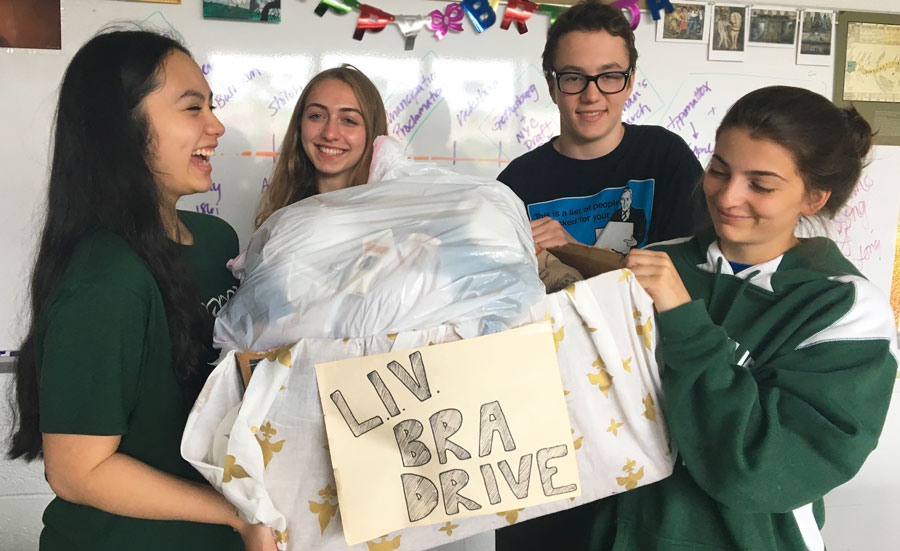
[792, 504, 824, 551]
[797, 276, 897, 350]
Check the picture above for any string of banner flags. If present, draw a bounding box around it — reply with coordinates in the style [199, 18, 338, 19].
[315, 0, 677, 50]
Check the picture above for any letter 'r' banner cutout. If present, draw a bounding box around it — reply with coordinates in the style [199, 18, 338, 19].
[315, 322, 580, 545]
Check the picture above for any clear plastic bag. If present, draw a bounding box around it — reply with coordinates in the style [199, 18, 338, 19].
[214, 141, 543, 351]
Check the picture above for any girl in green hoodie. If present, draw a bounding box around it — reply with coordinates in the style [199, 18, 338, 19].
[609, 86, 897, 551]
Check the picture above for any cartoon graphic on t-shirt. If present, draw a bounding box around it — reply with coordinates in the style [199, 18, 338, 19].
[597, 186, 647, 253]
[527, 180, 654, 252]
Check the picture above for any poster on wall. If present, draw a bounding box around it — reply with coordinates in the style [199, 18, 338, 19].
[796, 9, 835, 65]
[833, 11, 900, 146]
[748, 7, 797, 48]
[0, 0, 61, 50]
[842, 22, 900, 103]
[709, 4, 749, 62]
[656, 1, 709, 43]
[203, 0, 281, 22]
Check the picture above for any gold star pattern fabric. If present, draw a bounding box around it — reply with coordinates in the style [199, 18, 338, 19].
[366, 535, 402, 550]
[496, 508, 526, 525]
[545, 313, 566, 352]
[571, 428, 584, 450]
[607, 418, 624, 436]
[634, 309, 654, 350]
[222, 455, 250, 483]
[255, 421, 285, 468]
[308, 484, 338, 535]
[587, 355, 614, 397]
[642, 393, 658, 422]
[266, 345, 292, 367]
[616, 458, 645, 490]
[182, 269, 674, 551]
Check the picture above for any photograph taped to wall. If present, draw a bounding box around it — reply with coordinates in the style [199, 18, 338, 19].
[203, 0, 281, 23]
[0, 0, 61, 50]
[797, 9, 835, 65]
[843, 22, 900, 102]
[748, 7, 797, 48]
[656, 2, 709, 43]
[709, 4, 748, 62]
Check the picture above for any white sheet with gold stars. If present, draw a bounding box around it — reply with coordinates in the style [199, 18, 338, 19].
[182, 268, 674, 551]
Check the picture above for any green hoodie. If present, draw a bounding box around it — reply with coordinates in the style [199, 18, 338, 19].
[592, 229, 897, 551]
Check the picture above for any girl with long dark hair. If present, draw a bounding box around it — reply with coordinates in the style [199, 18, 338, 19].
[7, 30, 275, 551]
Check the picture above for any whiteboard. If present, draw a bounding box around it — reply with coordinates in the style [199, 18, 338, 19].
[1, 0, 899, 352]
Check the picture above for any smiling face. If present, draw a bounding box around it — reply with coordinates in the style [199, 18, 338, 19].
[300, 78, 367, 194]
[704, 128, 830, 264]
[142, 50, 224, 206]
[549, 30, 634, 160]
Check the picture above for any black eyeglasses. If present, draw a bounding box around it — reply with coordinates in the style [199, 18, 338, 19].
[551, 68, 633, 95]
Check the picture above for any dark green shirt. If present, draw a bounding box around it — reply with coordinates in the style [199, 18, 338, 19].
[37, 211, 242, 551]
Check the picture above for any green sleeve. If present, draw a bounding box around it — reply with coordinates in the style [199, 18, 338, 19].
[657, 298, 896, 513]
[39, 281, 147, 435]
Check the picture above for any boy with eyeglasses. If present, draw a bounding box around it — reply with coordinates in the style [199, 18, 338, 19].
[499, 0, 704, 257]
[496, 2, 702, 548]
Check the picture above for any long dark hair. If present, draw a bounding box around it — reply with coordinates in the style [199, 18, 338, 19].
[8, 31, 211, 460]
[717, 86, 873, 218]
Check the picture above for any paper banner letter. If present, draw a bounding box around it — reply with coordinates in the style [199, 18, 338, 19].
[386, 351, 432, 402]
[439, 469, 482, 515]
[395, 15, 428, 50]
[429, 408, 473, 464]
[354, 4, 395, 41]
[501, 0, 539, 34]
[394, 419, 433, 467]
[538, 3, 567, 25]
[536, 444, 578, 496]
[315, 0, 360, 17]
[498, 454, 533, 498]
[460, 0, 497, 33]
[401, 473, 439, 522]
[480, 464, 502, 504]
[427, 3, 466, 41]
[330, 390, 384, 437]
[478, 400, 516, 456]
[612, 0, 640, 30]
[645, 0, 675, 21]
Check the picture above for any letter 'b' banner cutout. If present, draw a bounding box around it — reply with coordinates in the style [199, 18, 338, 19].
[315, 322, 580, 545]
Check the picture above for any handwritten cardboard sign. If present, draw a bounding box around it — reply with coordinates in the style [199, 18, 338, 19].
[315, 322, 580, 545]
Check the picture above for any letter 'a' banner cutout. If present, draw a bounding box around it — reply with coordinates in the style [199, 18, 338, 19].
[315, 322, 580, 545]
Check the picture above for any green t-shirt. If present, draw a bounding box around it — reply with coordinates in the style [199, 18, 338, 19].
[36, 211, 242, 551]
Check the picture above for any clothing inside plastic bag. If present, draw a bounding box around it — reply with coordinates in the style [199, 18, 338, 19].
[215, 138, 544, 351]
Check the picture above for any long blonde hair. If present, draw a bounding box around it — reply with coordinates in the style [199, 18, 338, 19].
[255, 64, 388, 228]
